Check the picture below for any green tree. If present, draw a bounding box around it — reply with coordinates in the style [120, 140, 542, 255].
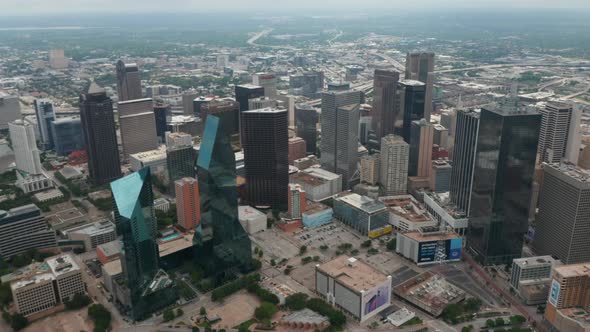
[361, 240, 372, 248]
[486, 319, 495, 327]
[10, 314, 28, 331]
[270, 259, 276, 266]
[88, 304, 111, 332]
[495, 317, 505, 326]
[254, 302, 278, 320]
[386, 238, 397, 251]
[299, 245, 307, 255]
[285, 293, 309, 311]
[192, 327, 201, 332]
[509, 315, 526, 325]
[0, 281, 13, 307]
[64, 293, 91, 310]
[200, 306, 207, 316]
[319, 245, 328, 251]
[461, 325, 474, 332]
[177, 308, 184, 317]
[163, 308, 175, 322]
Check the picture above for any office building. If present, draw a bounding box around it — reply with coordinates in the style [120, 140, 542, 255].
[248, 96, 277, 110]
[424, 192, 468, 236]
[295, 104, 319, 155]
[333, 193, 392, 238]
[380, 135, 409, 196]
[372, 70, 400, 140]
[293, 155, 320, 170]
[51, 116, 84, 156]
[0, 204, 57, 258]
[167, 115, 202, 137]
[153, 103, 169, 142]
[409, 119, 433, 178]
[175, 177, 200, 230]
[96, 240, 122, 265]
[321, 90, 362, 189]
[468, 106, 541, 265]
[327, 82, 351, 91]
[396, 80, 426, 143]
[80, 83, 122, 185]
[449, 109, 480, 214]
[396, 227, 462, 266]
[111, 167, 177, 320]
[9, 254, 84, 317]
[182, 90, 199, 116]
[235, 84, 264, 113]
[288, 183, 306, 219]
[33, 99, 55, 150]
[316, 256, 392, 322]
[118, 98, 159, 159]
[252, 73, 277, 98]
[48, 49, 69, 69]
[166, 132, 197, 191]
[510, 256, 559, 305]
[64, 220, 117, 252]
[302, 203, 333, 229]
[405, 52, 434, 121]
[537, 102, 580, 164]
[9, 120, 43, 175]
[238, 206, 267, 235]
[545, 263, 590, 332]
[129, 145, 167, 175]
[0, 92, 21, 129]
[201, 99, 240, 140]
[195, 115, 253, 279]
[534, 163, 590, 264]
[380, 195, 438, 232]
[291, 167, 342, 202]
[433, 124, 449, 150]
[289, 71, 324, 98]
[430, 160, 452, 193]
[242, 108, 289, 209]
[360, 154, 380, 185]
[289, 137, 307, 164]
[116, 60, 142, 101]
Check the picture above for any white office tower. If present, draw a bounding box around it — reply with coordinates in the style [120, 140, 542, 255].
[253, 73, 278, 98]
[537, 102, 581, 164]
[379, 135, 409, 196]
[117, 98, 159, 159]
[9, 120, 42, 175]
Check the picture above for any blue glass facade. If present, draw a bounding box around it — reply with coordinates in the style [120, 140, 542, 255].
[302, 207, 333, 229]
[51, 117, 84, 156]
[333, 194, 390, 236]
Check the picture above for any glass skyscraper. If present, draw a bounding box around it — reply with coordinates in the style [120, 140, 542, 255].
[111, 167, 177, 320]
[468, 106, 541, 265]
[194, 115, 252, 282]
[396, 80, 426, 143]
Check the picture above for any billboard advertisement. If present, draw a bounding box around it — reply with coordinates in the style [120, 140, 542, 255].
[417, 237, 462, 264]
[362, 280, 391, 319]
[549, 279, 560, 306]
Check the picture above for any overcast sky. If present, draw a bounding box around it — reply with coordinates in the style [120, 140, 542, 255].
[1, 0, 589, 15]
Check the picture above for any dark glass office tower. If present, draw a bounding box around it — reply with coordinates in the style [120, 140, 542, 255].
[468, 106, 541, 265]
[33, 99, 55, 150]
[194, 115, 252, 281]
[116, 60, 142, 101]
[242, 108, 289, 210]
[166, 132, 197, 193]
[153, 103, 169, 142]
[234, 84, 264, 113]
[372, 70, 399, 140]
[295, 104, 319, 155]
[111, 168, 178, 320]
[201, 99, 240, 141]
[51, 116, 84, 156]
[79, 83, 122, 185]
[405, 52, 434, 121]
[396, 80, 426, 144]
[449, 109, 480, 215]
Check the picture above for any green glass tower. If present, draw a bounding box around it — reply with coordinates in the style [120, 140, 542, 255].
[194, 115, 252, 281]
[111, 167, 177, 320]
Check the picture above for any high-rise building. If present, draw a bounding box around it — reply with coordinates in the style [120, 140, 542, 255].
[118, 98, 159, 159]
[295, 104, 319, 155]
[49, 49, 69, 69]
[80, 83, 122, 185]
[33, 99, 55, 150]
[289, 137, 307, 164]
[0, 204, 57, 258]
[111, 167, 177, 320]
[468, 106, 541, 265]
[51, 116, 84, 156]
[534, 163, 590, 264]
[182, 90, 199, 116]
[320, 90, 362, 189]
[175, 177, 200, 230]
[408, 119, 434, 178]
[253, 73, 277, 98]
[537, 102, 581, 164]
[201, 99, 240, 141]
[248, 96, 277, 110]
[153, 103, 169, 142]
[449, 109, 480, 214]
[0, 92, 21, 130]
[9, 120, 43, 175]
[288, 183, 306, 219]
[545, 263, 590, 332]
[396, 80, 426, 143]
[433, 124, 449, 150]
[379, 135, 409, 196]
[116, 60, 142, 102]
[405, 52, 434, 121]
[289, 71, 324, 97]
[166, 132, 197, 192]
[195, 115, 252, 280]
[430, 160, 452, 193]
[242, 108, 288, 209]
[372, 70, 400, 140]
[235, 84, 264, 113]
[360, 154, 380, 186]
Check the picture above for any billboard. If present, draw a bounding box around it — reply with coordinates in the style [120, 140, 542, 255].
[549, 279, 560, 306]
[417, 237, 462, 264]
[362, 281, 391, 318]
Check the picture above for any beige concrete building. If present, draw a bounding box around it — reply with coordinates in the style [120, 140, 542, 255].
[118, 98, 159, 159]
[545, 263, 590, 332]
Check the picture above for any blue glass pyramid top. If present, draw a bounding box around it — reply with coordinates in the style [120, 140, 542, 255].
[110, 167, 149, 219]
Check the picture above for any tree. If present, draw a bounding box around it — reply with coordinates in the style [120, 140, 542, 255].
[319, 245, 328, 251]
[495, 317, 505, 326]
[367, 248, 379, 255]
[386, 238, 397, 251]
[299, 245, 307, 255]
[270, 259, 276, 266]
[461, 326, 474, 332]
[463, 298, 482, 312]
[200, 306, 207, 316]
[192, 327, 201, 332]
[258, 251, 263, 258]
[64, 293, 91, 310]
[176, 308, 184, 317]
[254, 302, 278, 320]
[509, 315, 526, 325]
[88, 304, 111, 332]
[285, 293, 309, 311]
[10, 314, 28, 331]
[361, 240, 372, 248]
[163, 308, 175, 322]
[0, 281, 13, 307]
[486, 319, 495, 328]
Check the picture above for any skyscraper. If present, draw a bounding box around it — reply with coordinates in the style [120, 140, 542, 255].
[195, 115, 252, 279]
[116, 60, 142, 101]
[234, 84, 264, 113]
[33, 99, 55, 150]
[468, 106, 541, 265]
[252, 73, 277, 98]
[372, 70, 400, 140]
[166, 132, 197, 192]
[449, 109, 480, 214]
[79, 82, 121, 185]
[118, 98, 159, 159]
[111, 167, 177, 320]
[242, 108, 288, 209]
[0, 204, 57, 258]
[201, 99, 240, 141]
[288, 184, 306, 219]
[289, 137, 307, 164]
[408, 119, 434, 178]
[0, 92, 21, 130]
[182, 90, 199, 116]
[534, 163, 590, 264]
[537, 102, 580, 164]
[320, 90, 362, 189]
[153, 103, 169, 142]
[175, 177, 200, 231]
[295, 104, 319, 155]
[379, 135, 409, 196]
[396, 80, 426, 143]
[51, 116, 84, 156]
[9, 120, 43, 175]
[405, 52, 434, 121]
[360, 154, 380, 186]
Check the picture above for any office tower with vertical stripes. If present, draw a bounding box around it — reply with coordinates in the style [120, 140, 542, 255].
[379, 135, 409, 196]
[116, 60, 142, 101]
[405, 52, 434, 121]
[537, 102, 579, 164]
[372, 70, 399, 140]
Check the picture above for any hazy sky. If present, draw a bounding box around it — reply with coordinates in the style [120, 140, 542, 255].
[1, 0, 589, 15]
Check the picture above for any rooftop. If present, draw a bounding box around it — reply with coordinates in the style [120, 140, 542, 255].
[401, 230, 461, 242]
[513, 255, 559, 268]
[393, 271, 465, 314]
[544, 162, 590, 184]
[63, 219, 115, 236]
[304, 202, 331, 215]
[554, 263, 590, 278]
[317, 256, 389, 293]
[380, 195, 432, 223]
[97, 240, 122, 257]
[303, 167, 341, 181]
[117, 97, 153, 105]
[158, 233, 194, 257]
[424, 191, 467, 219]
[10, 253, 80, 291]
[129, 145, 167, 162]
[292, 172, 326, 187]
[243, 107, 286, 114]
[399, 79, 425, 87]
[282, 308, 329, 326]
[337, 193, 387, 214]
[238, 205, 266, 221]
[102, 259, 123, 277]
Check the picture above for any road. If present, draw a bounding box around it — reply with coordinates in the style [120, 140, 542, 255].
[371, 52, 405, 72]
[246, 28, 273, 46]
[435, 62, 590, 74]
